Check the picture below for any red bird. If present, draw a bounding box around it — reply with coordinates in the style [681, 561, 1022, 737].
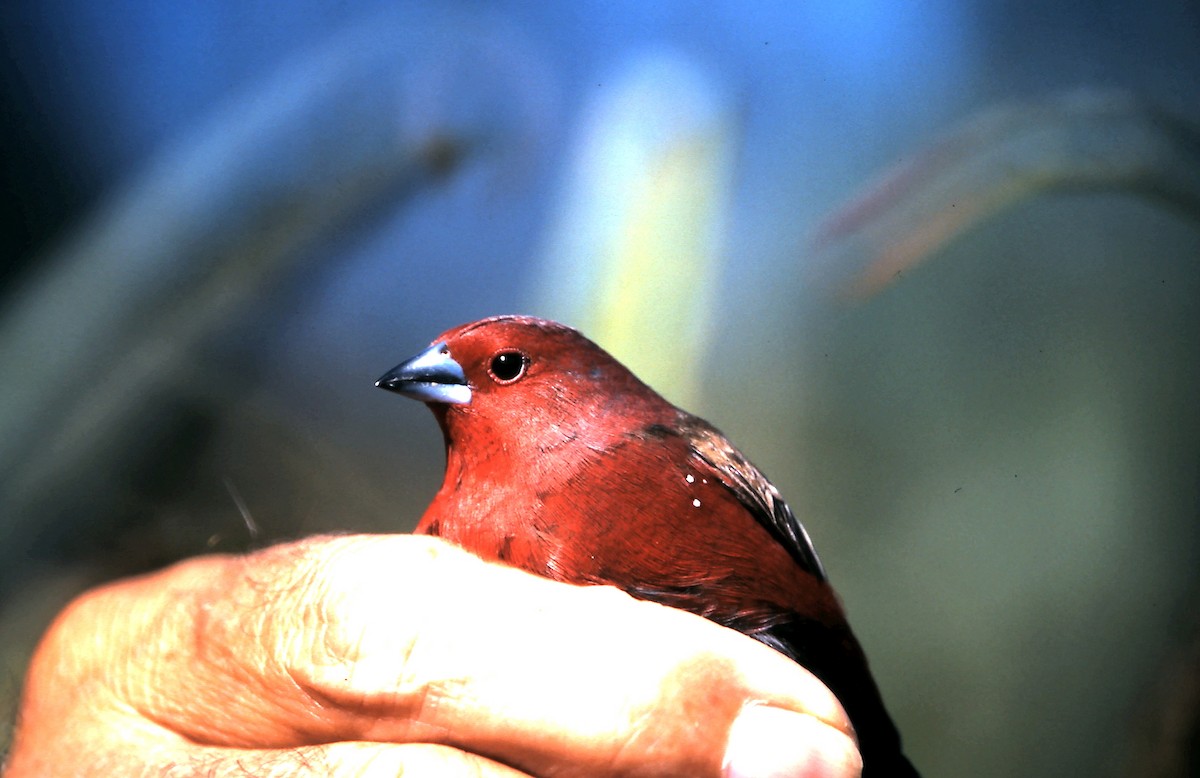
[378, 315, 917, 776]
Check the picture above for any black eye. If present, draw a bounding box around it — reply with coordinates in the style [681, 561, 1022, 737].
[488, 351, 528, 383]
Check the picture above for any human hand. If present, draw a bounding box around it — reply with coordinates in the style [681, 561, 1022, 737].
[4, 534, 861, 777]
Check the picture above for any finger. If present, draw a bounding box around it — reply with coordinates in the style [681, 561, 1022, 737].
[723, 704, 862, 778]
[19, 534, 857, 777]
[7, 731, 533, 778]
[297, 535, 856, 775]
[179, 742, 535, 778]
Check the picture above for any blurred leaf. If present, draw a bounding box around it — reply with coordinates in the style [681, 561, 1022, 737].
[533, 51, 736, 407]
[812, 90, 1200, 298]
[0, 9, 544, 555]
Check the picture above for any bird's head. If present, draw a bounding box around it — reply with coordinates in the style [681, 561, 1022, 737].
[377, 315, 672, 453]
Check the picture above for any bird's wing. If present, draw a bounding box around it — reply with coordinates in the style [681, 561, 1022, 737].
[677, 415, 828, 582]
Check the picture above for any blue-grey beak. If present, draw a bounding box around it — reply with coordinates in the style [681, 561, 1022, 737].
[376, 342, 472, 405]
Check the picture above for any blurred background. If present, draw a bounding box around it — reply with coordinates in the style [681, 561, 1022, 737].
[2, 1, 1199, 775]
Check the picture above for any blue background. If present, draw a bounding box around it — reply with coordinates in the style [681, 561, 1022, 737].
[3, 2, 1199, 774]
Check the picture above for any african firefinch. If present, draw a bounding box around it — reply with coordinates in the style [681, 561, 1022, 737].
[378, 315, 917, 776]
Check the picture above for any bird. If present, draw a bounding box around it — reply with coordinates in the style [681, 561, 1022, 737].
[377, 314, 918, 776]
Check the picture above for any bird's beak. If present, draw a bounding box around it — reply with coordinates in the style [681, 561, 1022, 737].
[376, 342, 472, 405]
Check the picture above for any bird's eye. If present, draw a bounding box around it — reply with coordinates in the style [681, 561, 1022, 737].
[488, 351, 528, 383]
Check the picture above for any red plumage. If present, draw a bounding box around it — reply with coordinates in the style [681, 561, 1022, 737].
[378, 315, 917, 776]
